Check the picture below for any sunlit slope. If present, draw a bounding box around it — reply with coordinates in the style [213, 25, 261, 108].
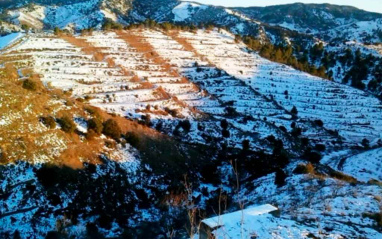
[3, 29, 381, 151]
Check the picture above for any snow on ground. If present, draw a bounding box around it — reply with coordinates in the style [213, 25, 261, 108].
[205, 213, 324, 239]
[0, 157, 141, 238]
[240, 173, 382, 238]
[44, 0, 104, 30]
[5, 29, 380, 151]
[139, 29, 297, 150]
[179, 29, 382, 145]
[341, 148, 382, 182]
[0, 21, 22, 35]
[100, 8, 118, 21]
[326, 19, 382, 43]
[0, 33, 24, 50]
[8, 0, 105, 31]
[8, 5, 46, 29]
[225, 9, 260, 24]
[172, 2, 207, 22]
[1, 28, 382, 238]
[1, 30, 274, 149]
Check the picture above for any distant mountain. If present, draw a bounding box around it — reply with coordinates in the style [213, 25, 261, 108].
[234, 3, 382, 43]
[1, 1, 381, 44]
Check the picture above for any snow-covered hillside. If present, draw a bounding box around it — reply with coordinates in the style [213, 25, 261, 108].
[1, 26, 382, 238]
[0, 32, 23, 50]
[240, 171, 382, 238]
[3, 29, 381, 149]
[235, 3, 382, 44]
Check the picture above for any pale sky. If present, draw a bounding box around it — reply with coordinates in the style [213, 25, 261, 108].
[192, 0, 382, 13]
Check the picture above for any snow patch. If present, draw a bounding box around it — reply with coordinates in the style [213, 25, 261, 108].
[0, 33, 24, 50]
[172, 2, 207, 22]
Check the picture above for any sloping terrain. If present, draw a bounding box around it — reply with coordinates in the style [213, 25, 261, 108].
[235, 3, 382, 43]
[1, 0, 381, 97]
[240, 171, 382, 238]
[0, 17, 381, 239]
[3, 28, 381, 155]
[177, 29, 382, 144]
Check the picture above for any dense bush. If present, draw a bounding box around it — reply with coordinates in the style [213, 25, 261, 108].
[291, 106, 298, 115]
[242, 139, 250, 151]
[102, 119, 122, 140]
[22, 79, 37, 91]
[314, 119, 324, 127]
[362, 138, 370, 148]
[124, 132, 140, 148]
[303, 149, 322, 163]
[291, 127, 302, 137]
[224, 106, 238, 117]
[279, 126, 287, 132]
[301, 137, 309, 147]
[275, 169, 287, 187]
[57, 116, 77, 133]
[293, 163, 315, 174]
[243, 36, 328, 79]
[86, 129, 98, 141]
[179, 120, 191, 132]
[41, 116, 56, 129]
[222, 129, 230, 138]
[36, 164, 78, 188]
[88, 118, 103, 135]
[102, 18, 123, 30]
[0, 149, 7, 164]
[315, 144, 326, 151]
[220, 119, 228, 130]
[140, 114, 152, 126]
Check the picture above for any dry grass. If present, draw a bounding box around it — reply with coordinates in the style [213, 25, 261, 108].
[0, 64, 108, 168]
[93, 52, 105, 62]
[130, 75, 141, 82]
[162, 191, 188, 207]
[138, 81, 154, 89]
[61, 35, 105, 62]
[118, 30, 203, 117]
[84, 106, 158, 136]
[120, 66, 133, 76]
[58, 137, 104, 168]
[329, 171, 358, 184]
[3, 63, 19, 80]
[168, 30, 197, 53]
[136, 107, 169, 116]
[152, 86, 171, 100]
[117, 31, 175, 74]
[172, 96, 188, 108]
[179, 77, 189, 83]
[0, 36, 179, 169]
[106, 57, 116, 68]
[167, 30, 214, 66]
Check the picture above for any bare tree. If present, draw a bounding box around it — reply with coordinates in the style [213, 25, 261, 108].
[230, 159, 246, 239]
[183, 174, 202, 239]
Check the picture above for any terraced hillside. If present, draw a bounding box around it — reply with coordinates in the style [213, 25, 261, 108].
[2, 29, 381, 153]
[178, 30, 382, 143]
[1, 28, 382, 238]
